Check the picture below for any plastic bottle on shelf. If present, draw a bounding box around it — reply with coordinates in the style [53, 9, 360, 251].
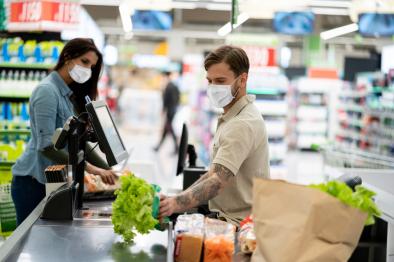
[5, 102, 12, 121]
[6, 70, 13, 94]
[19, 70, 27, 95]
[0, 70, 6, 92]
[0, 102, 4, 121]
[40, 71, 47, 81]
[14, 70, 21, 95]
[21, 102, 29, 122]
[34, 71, 41, 86]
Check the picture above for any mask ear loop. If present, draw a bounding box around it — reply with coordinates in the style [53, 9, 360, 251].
[231, 75, 242, 98]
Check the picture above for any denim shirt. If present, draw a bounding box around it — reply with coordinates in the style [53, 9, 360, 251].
[12, 71, 74, 184]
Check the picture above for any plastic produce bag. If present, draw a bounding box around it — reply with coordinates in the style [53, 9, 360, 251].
[174, 214, 205, 262]
[204, 218, 236, 262]
[238, 216, 256, 254]
[252, 179, 367, 262]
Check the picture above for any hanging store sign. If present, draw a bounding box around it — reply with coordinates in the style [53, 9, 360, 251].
[8, 0, 80, 32]
[241, 46, 276, 67]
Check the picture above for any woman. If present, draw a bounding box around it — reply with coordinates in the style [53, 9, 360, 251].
[11, 38, 117, 225]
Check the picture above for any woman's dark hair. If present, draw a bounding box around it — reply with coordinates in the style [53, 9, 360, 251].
[54, 38, 103, 113]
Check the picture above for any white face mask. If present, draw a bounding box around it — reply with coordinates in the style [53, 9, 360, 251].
[207, 77, 241, 108]
[69, 63, 92, 84]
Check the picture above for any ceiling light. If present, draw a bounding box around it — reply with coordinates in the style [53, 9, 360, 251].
[217, 13, 250, 36]
[321, 23, 359, 40]
[119, 2, 133, 33]
[218, 23, 232, 36]
[172, 2, 198, 9]
[309, 0, 351, 8]
[311, 7, 349, 16]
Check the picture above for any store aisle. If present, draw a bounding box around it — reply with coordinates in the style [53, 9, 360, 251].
[119, 124, 325, 193]
[118, 127, 182, 194]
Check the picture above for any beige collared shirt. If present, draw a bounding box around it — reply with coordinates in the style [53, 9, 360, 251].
[209, 95, 270, 226]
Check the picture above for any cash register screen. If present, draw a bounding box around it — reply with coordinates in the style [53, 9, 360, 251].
[95, 106, 125, 156]
[86, 100, 129, 166]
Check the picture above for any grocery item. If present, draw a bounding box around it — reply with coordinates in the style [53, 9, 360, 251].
[84, 173, 120, 192]
[174, 214, 204, 262]
[111, 172, 158, 243]
[238, 216, 256, 254]
[309, 180, 381, 225]
[204, 218, 235, 262]
[252, 178, 370, 262]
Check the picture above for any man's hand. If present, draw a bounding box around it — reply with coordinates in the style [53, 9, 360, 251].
[158, 164, 234, 217]
[159, 194, 177, 219]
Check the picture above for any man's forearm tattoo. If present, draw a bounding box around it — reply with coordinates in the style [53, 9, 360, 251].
[213, 164, 234, 182]
[174, 164, 234, 211]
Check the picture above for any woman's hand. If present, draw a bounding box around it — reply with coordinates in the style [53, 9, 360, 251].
[95, 169, 117, 185]
[86, 163, 117, 185]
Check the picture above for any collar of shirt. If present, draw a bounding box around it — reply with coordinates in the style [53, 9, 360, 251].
[50, 71, 73, 98]
[219, 94, 256, 123]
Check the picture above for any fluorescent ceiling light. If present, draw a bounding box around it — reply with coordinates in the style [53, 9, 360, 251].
[321, 23, 359, 40]
[218, 23, 232, 36]
[206, 3, 231, 11]
[217, 13, 249, 36]
[309, 0, 351, 8]
[172, 2, 198, 9]
[119, 2, 133, 33]
[312, 7, 349, 16]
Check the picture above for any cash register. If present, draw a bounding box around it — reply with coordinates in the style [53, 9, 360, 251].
[41, 98, 129, 220]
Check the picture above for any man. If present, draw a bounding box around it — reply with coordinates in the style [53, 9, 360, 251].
[154, 71, 180, 154]
[159, 45, 270, 226]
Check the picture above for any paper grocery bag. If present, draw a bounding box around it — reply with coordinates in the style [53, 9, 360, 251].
[252, 179, 367, 262]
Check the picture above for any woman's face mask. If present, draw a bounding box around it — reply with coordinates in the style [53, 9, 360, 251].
[207, 76, 241, 108]
[69, 62, 92, 84]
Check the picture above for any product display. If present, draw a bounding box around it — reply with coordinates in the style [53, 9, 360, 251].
[289, 77, 341, 149]
[336, 72, 394, 157]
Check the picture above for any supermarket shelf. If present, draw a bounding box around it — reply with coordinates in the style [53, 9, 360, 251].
[0, 129, 30, 135]
[338, 103, 364, 113]
[255, 100, 288, 116]
[297, 106, 328, 120]
[265, 120, 287, 138]
[297, 135, 327, 149]
[0, 94, 30, 102]
[297, 122, 327, 134]
[337, 128, 393, 147]
[248, 88, 285, 96]
[0, 161, 15, 168]
[0, 63, 54, 70]
[338, 118, 363, 127]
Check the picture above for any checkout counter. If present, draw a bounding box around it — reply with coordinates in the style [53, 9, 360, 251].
[0, 99, 176, 262]
[0, 199, 173, 261]
[328, 168, 394, 262]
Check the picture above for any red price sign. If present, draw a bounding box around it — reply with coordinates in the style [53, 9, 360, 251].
[8, 0, 80, 32]
[241, 46, 276, 67]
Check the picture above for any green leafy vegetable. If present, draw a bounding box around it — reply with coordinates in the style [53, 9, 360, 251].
[309, 181, 382, 225]
[112, 173, 158, 243]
